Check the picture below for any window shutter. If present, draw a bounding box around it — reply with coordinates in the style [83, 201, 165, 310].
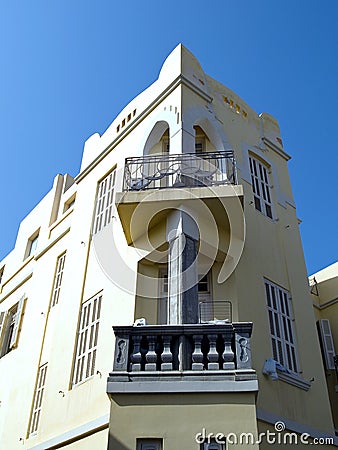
[9, 295, 26, 349]
[0, 311, 9, 351]
[318, 319, 336, 370]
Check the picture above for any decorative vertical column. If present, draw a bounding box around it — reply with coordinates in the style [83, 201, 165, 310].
[167, 210, 199, 324]
[130, 335, 142, 371]
[145, 336, 157, 371]
[207, 334, 219, 370]
[222, 331, 235, 370]
[161, 335, 173, 371]
[192, 335, 204, 370]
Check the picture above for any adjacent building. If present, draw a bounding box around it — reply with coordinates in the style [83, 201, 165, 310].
[310, 262, 338, 434]
[0, 44, 336, 449]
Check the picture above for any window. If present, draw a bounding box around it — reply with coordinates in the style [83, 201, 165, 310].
[50, 253, 66, 307]
[249, 156, 273, 219]
[63, 194, 76, 213]
[29, 364, 48, 435]
[92, 170, 116, 234]
[265, 279, 298, 373]
[73, 293, 102, 385]
[158, 270, 211, 324]
[0, 295, 26, 357]
[136, 439, 162, 450]
[25, 231, 39, 259]
[317, 319, 336, 370]
[195, 137, 205, 153]
[200, 440, 225, 450]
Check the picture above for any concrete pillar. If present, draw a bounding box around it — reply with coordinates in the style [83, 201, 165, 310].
[170, 127, 195, 154]
[167, 210, 199, 324]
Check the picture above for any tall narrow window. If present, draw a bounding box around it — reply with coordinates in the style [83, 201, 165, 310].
[93, 170, 116, 234]
[50, 253, 66, 307]
[0, 295, 26, 357]
[0, 266, 5, 285]
[317, 319, 336, 370]
[25, 231, 40, 260]
[249, 156, 273, 218]
[29, 363, 48, 435]
[265, 279, 298, 373]
[73, 293, 102, 385]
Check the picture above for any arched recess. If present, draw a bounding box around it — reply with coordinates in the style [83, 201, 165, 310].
[193, 118, 225, 152]
[143, 121, 170, 156]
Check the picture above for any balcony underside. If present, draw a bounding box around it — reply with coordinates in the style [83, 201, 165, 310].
[115, 184, 243, 245]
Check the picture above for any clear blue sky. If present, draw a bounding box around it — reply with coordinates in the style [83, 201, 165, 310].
[0, 1, 337, 275]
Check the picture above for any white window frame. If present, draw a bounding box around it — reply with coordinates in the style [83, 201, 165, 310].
[317, 319, 336, 370]
[92, 170, 116, 234]
[264, 279, 299, 373]
[249, 156, 273, 219]
[72, 293, 102, 385]
[24, 230, 40, 260]
[50, 252, 66, 307]
[29, 363, 48, 435]
[0, 295, 26, 357]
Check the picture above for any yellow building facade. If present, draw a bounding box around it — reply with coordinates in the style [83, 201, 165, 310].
[0, 45, 336, 449]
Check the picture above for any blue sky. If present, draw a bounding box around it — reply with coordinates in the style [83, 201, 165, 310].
[0, 1, 337, 275]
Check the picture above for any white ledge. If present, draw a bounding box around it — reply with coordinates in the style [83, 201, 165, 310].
[107, 379, 258, 394]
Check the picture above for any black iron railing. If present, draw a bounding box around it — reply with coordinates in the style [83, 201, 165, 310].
[123, 151, 237, 191]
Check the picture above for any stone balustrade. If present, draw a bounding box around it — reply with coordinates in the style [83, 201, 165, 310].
[109, 323, 254, 377]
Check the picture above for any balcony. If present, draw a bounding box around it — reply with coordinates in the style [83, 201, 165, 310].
[115, 151, 243, 245]
[123, 151, 237, 191]
[107, 321, 257, 394]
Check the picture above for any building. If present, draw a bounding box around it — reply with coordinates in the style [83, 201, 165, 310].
[310, 262, 338, 434]
[0, 44, 336, 450]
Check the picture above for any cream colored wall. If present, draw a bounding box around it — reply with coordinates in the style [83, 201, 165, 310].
[108, 392, 258, 450]
[62, 428, 109, 449]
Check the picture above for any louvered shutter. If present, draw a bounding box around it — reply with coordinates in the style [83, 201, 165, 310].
[9, 295, 26, 349]
[318, 319, 336, 370]
[0, 311, 8, 352]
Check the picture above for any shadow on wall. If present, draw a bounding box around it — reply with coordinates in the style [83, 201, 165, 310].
[107, 432, 130, 450]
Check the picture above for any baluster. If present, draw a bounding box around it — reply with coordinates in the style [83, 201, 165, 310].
[145, 335, 157, 371]
[222, 333, 235, 370]
[161, 335, 173, 371]
[192, 335, 204, 371]
[207, 334, 219, 370]
[130, 335, 142, 371]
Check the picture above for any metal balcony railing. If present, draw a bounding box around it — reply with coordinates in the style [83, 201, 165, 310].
[199, 301, 232, 323]
[123, 151, 237, 191]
